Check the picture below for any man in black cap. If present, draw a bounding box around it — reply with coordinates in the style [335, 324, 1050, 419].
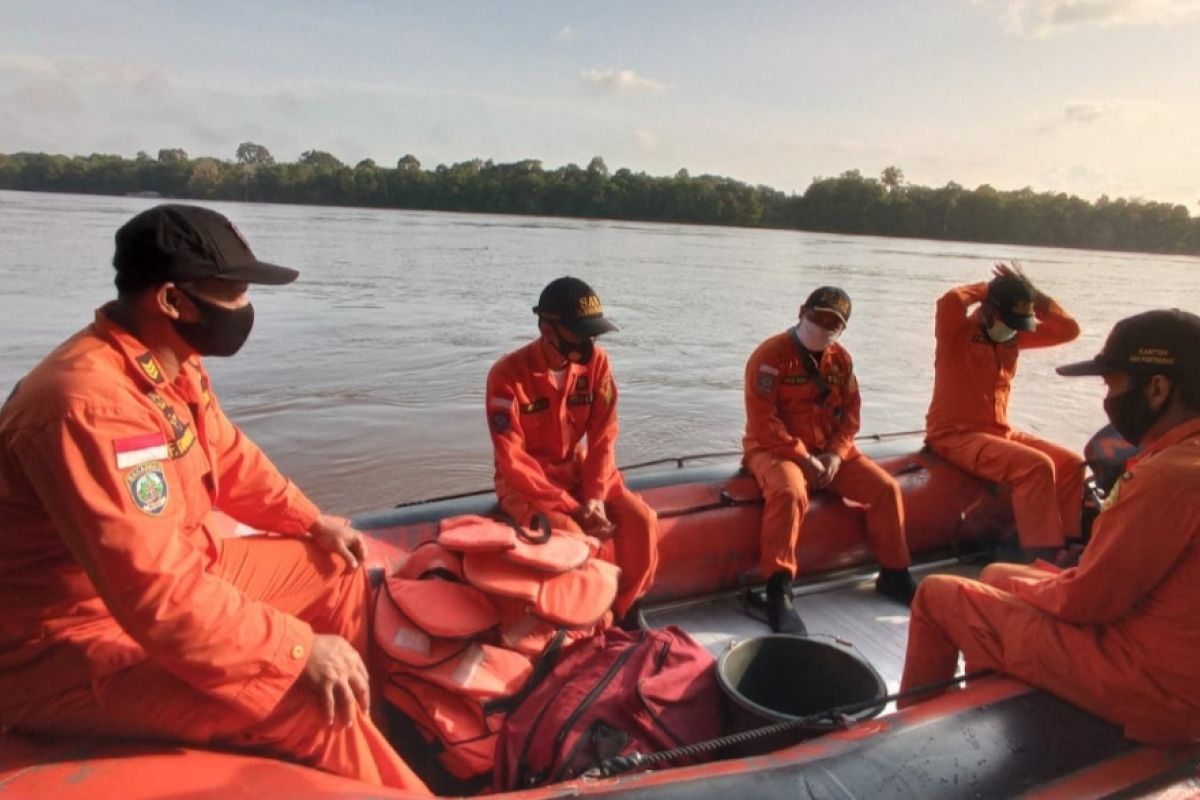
[900, 309, 1200, 746]
[925, 263, 1084, 560]
[744, 287, 916, 634]
[485, 276, 658, 630]
[0, 204, 428, 791]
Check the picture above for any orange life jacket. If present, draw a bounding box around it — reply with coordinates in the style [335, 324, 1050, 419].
[374, 515, 621, 786]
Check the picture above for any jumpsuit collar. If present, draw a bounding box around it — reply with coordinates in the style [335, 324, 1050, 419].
[1135, 417, 1200, 464]
[530, 337, 581, 384]
[93, 304, 201, 393]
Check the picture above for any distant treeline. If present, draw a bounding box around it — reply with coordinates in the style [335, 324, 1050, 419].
[1, 145, 1197, 255]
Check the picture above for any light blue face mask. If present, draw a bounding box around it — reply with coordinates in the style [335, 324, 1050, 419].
[985, 318, 1017, 343]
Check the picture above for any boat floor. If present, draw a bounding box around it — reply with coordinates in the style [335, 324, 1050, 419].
[647, 559, 982, 695]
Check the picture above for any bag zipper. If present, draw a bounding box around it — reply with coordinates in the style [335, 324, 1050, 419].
[546, 632, 646, 784]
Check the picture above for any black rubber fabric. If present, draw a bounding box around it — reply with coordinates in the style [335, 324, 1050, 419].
[581, 691, 1136, 800]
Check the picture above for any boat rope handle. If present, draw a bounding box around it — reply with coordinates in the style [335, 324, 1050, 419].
[581, 669, 992, 780]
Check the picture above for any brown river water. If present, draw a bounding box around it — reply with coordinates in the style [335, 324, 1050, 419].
[3, 190, 1198, 514]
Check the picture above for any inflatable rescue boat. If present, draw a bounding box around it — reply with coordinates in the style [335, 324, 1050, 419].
[3, 432, 1198, 799]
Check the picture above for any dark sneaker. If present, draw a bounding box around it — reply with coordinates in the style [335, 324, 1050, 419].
[875, 568, 918, 606]
[766, 572, 807, 635]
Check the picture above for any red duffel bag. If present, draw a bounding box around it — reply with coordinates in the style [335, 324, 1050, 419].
[493, 625, 727, 790]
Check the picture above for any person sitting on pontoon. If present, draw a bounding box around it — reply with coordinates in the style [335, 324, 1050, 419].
[742, 287, 916, 634]
[485, 276, 659, 631]
[900, 309, 1200, 746]
[924, 262, 1084, 561]
[0, 205, 428, 792]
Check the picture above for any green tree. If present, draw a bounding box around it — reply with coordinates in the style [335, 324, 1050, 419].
[188, 158, 221, 196]
[881, 166, 905, 193]
[299, 150, 344, 171]
[235, 141, 275, 165]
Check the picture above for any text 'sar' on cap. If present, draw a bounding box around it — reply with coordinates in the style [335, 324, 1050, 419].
[533, 276, 619, 336]
[113, 204, 299, 289]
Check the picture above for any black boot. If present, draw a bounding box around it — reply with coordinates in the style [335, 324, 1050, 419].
[875, 568, 918, 606]
[766, 572, 807, 635]
[617, 600, 649, 632]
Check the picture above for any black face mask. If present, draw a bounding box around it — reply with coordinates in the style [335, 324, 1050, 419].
[549, 325, 594, 365]
[1102, 376, 1168, 446]
[173, 289, 255, 357]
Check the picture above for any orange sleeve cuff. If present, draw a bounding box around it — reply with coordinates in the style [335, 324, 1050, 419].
[231, 613, 315, 720]
[278, 483, 322, 536]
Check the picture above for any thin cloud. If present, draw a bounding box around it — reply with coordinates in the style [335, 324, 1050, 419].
[993, 0, 1200, 37]
[1063, 100, 1114, 124]
[634, 128, 658, 151]
[580, 68, 667, 95]
[1042, 163, 1112, 193]
[554, 25, 581, 42]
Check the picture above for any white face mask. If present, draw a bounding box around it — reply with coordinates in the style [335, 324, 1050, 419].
[985, 318, 1017, 343]
[796, 318, 841, 352]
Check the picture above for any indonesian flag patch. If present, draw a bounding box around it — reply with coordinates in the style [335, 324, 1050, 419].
[489, 395, 515, 433]
[114, 432, 170, 469]
[756, 363, 779, 395]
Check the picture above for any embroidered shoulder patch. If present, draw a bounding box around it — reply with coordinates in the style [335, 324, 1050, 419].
[755, 364, 779, 395]
[125, 461, 169, 515]
[135, 352, 164, 384]
[600, 376, 615, 406]
[490, 412, 511, 433]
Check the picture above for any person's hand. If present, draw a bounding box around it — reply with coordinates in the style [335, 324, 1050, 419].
[576, 499, 617, 539]
[992, 261, 1044, 305]
[798, 454, 825, 484]
[302, 633, 370, 727]
[309, 514, 367, 571]
[992, 261, 1025, 282]
[813, 453, 842, 489]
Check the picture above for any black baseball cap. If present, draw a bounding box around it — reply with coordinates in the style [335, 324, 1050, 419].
[803, 286, 852, 325]
[533, 276, 619, 336]
[1057, 309, 1200, 378]
[113, 204, 299, 289]
[987, 275, 1037, 331]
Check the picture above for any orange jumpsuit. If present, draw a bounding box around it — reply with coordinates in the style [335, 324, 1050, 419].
[925, 283, 1084, 547]
[899, 418, 1200, 746]
[486, 339, 657, 617]
[0, 308, 428, 792]
[743, 330, 909, 579]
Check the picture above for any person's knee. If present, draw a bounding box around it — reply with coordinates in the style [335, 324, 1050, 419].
[764, 473, 807, 507]
[873, 473, 903, 507]
[911, 575, 964, 619]
[1017, 450, 1056, 484]
[979, 563, 1007, 587]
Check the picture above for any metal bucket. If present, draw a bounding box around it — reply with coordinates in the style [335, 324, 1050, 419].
[717, 635, 886, 733]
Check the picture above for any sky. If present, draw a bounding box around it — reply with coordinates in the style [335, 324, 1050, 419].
[2, 0, 1199, 207]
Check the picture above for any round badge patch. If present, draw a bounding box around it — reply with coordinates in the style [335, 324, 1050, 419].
[125, 461, 169, 515]
[491, 412, 511, 433]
